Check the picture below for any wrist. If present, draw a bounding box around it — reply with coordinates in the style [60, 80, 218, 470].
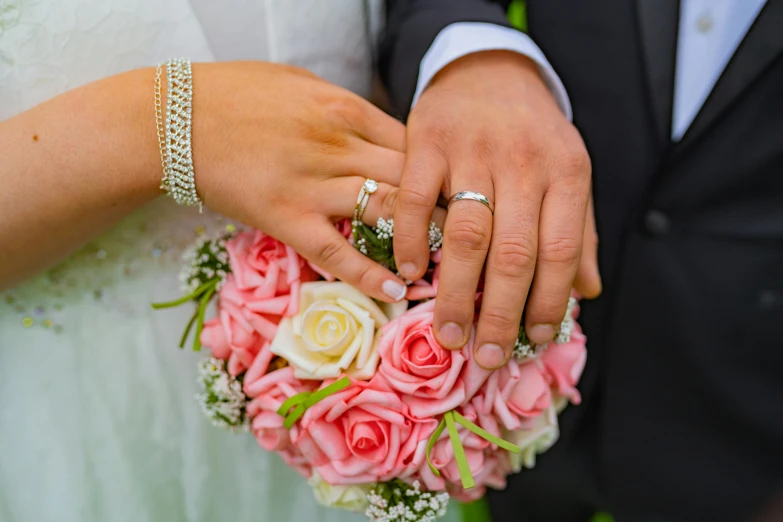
[426, 50, 558, 110]
[69, 67, 165, 201]
[119, 67, 168, 199]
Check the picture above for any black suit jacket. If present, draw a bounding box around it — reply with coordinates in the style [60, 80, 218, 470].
[380, 2, 783, 521]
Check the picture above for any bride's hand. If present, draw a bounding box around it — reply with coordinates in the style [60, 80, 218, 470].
[0, 62, 410, 299]
[190, 62, 409, 302]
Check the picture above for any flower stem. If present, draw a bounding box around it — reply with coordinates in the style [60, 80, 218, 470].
[151, 279, 219, 309]
[192, 284, 217, 352]
[179, 308, 200, 349]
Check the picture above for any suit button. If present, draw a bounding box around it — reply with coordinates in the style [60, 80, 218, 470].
[643, 209, 671, 236]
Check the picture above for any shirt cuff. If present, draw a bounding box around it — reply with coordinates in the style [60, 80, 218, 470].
[412, 22, 573, 121]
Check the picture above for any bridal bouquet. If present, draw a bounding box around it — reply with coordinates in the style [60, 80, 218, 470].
[154, 217, 587, 522]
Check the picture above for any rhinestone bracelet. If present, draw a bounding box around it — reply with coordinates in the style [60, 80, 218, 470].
[154, 58, 202, 211]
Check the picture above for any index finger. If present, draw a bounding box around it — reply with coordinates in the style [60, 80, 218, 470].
[392, 145, 445, 281]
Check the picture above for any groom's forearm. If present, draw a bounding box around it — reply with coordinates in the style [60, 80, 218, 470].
[379, 0, 513, 117]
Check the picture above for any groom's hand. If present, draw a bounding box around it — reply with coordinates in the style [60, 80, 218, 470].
[393, 50, 600, 369]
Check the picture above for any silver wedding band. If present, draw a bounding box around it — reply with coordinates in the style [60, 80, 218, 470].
[353, 179, 379, 222]
[447, 191, 494, 214]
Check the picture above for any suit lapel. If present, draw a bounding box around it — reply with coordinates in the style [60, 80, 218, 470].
[677, 0, 783, 150]
[634, 0, 680, 148]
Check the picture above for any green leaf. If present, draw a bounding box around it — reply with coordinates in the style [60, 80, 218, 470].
[453, 411, 520, 454]
[426, 418, 447, 476]
[517, 324, 531, 346]
[192, 283, 217, 351]
[352, 221, 396, 271]
[445, 411, 475, 489]
[508, 0, 528, 32]
[277, 377, 352, 429]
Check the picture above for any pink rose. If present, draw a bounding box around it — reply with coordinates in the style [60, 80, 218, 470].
[244, 366, 318, 453]
[416, 402, 506, 494]
[200, 278, 286, 375]
[200, 286, 268, 376]
[293, 376, 437, 486]
[376, 299, 490, 418]
[225, 230, 318, 317]
[539, 327, 587, 405]
[481, 359, 552, 431]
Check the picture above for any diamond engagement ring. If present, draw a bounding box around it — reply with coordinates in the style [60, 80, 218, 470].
[447, 191, 494, 214]
[353, 179, 378, 222]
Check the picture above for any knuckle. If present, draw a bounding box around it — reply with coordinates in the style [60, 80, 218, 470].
[381, 188, 398, 220]
[328, 96, 364, 126]
[511, 135, 546, 164]
[480, 308, 522, 338]
[470, 132, 495, 166]
[560, 148, 592, 178]
[447, 217, 491, 255]
[352, 263, 374, 289]
[527, 298, 568, 323]
[557, 133, 592, 178]
[538, 236, 580, 266]
[398, 185, 434, 212]
[434, 291, 476, 321]
[425, 120, 452, 143]
[391, 227, 421, 244]
[315, 238, 346, 267]
[491, 236, 537, 278]
[410, 105, 455, 143]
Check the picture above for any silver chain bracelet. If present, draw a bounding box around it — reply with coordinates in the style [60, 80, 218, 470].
[154, 58, 202, 211]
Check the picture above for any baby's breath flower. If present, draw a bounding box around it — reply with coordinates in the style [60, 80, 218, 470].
[555, 296, 578, 344]
[352, 218, 444, 273]
[196, 358, 248, 431]
[427, 221, 443, 251]
[364, 480, 449, 522]
[513, 296, 579, 360]
[179, 233, 234, 294]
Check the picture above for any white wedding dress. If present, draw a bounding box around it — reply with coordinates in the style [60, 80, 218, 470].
[0, 1, 460, 521]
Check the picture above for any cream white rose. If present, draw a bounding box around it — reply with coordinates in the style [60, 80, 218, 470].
[308, 471, 372, 512]
[270, 281, 394, 380]
[506, 404, 560, 472]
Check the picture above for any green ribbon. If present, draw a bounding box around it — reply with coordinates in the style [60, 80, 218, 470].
[277, 377, 352, 429]
[151, 278, 219, 351]
[426, 410, 521, 490]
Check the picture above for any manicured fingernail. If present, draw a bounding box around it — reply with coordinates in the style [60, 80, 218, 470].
[437, 322, 465, 349]
[528, 324, 556, 344]
[382, 280, 407, 302]
[399, 263, 418, 279]
[476, 343, 506, 369]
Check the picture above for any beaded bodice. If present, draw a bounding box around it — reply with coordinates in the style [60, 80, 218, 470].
[0, 0, 382, 332]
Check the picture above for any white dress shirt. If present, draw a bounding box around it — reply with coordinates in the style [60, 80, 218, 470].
[415, 0, 767, 142]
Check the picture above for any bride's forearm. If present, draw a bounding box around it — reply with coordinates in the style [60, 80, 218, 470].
[0, 68, 161, 289]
